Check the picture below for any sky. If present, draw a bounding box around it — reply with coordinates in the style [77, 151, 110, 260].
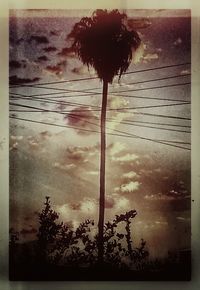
[9, 9, 191, 258]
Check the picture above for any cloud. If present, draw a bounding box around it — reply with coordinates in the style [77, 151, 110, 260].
[108, 95, 129, 110]
[176, 216, 190, 222]
[57, 60, 67, 67]
[39, 130, 52, 139]
[50, 30, 60, 36]
[114, 196, 130, 211]
[9, 75, 40, 85]
[43, 46, 57, 52]
[28, 35, 49, 45]
[37, 55, 49, 62]
[156, 48, 163, 53]
[132, 42, 146, 64]
[131, 42, 160, 64]
[180, 69, 190, 75]
[65, 147, 88, 162]
[11, 135, 23, 141]
[105, 196, 115, 209]
[154, 221, 168, 226]
[10, 136, 24, 151]
[87, 171, 99, 176]
[16, 37, 24, 45]
[53, 162, 76, 172]
[45, 65, 63, 76]
[56, 101, 67, 111]
[143, 53, 159, 61]
[69, 203, 81, 210]
[28, 139, 40, 150]
[55, 204, 73, 222]
[108, 142, 126, 156]
[111, 153, 138, 162]
[65, 106, 98, 135]
[63, 144, 100, 167]
[71, 66, 95, 76]
[127, 18, 152, 29]
[9, 142, 18, 151]
[122, 171, 138, 179]
[58, 47, 75, 58]
[106, 96, 131, 132]
[57, 198, 97, 227]
[9, 60, 22, 69]
[45, 61, 67, 77]
[80, 198, 97, 214]
[119, 181, 140, 193]
[144, 193, 177, 201]
[173, 37, 182, 46]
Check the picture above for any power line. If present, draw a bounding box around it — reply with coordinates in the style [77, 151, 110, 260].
[132, 112, 191, 120]
[10, 101, 190, 113]
[9, 73, 190, 98]
[9, 107, 191, 128]
[10, 100, 191, 120]
[95, 73, 191, 88]
[108, 119, 191, 128]
[110, 82, 191, 94]
[10, 94, 99, 109]
[9, 62, 191, 87]
[107, 119, 191, 134]
[10, 94, 190, 112]
[10, 81, 191, 99]
[9, 116, 190, 151]
[10, 102, 191, 144]
[10, 92, 191, 102]
[10, 108, 191, 134]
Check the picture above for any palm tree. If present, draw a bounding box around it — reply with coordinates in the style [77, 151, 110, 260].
[68, 9, 141, 263]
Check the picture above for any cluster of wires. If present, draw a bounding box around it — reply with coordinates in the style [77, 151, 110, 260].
[9, 62, 191, 151]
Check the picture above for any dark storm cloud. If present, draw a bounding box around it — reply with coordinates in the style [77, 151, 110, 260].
[50, 30, 60, 36]
[71, 67, 85, 75]
[9, 60, 22, 69]
[105, 196, 115, 209]
[9, 75, 40, 85]
[43, 46, 57, 52]
[65, 106, 98, 135]
[28, 35, 49, 45]
[56, 100, 67, 111]
[16, 37, 24, 45]
[66, 147, 87, 163]
[45, 65, 62, 75]
[57, 47, 75, 58]
[9, 36, 14, 44]
[127, 18, 152, 29]
[57, 60, 67, 66]
[37, 55, 49, 62]
[69, 203, 81, 210]
[65, 144, 99, 164]
[45, 60, 67, 76]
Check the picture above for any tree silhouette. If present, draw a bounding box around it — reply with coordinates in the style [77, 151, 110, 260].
[68, 9, 141, 263]
[36, 197, 148, 271]
[37, 196, 62, 264]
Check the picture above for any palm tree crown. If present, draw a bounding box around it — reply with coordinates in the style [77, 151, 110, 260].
[68, 9, 141, 83]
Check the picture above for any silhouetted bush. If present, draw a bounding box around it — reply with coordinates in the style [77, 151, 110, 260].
[36, 196, 149, 270]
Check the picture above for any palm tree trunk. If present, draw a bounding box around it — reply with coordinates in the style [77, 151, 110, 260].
[98, 79, 108, 264]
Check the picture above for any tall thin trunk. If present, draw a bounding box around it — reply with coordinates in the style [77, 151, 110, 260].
[98, 79, 108, 264]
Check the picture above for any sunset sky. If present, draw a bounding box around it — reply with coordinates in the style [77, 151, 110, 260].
[9, 9, 191, 258]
